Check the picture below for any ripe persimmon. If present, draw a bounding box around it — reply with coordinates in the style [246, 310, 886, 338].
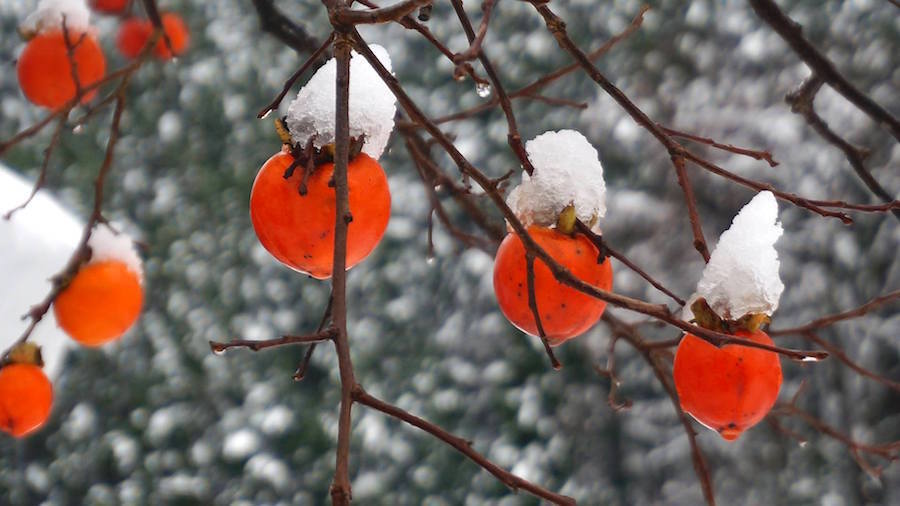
[493, 226, 613, 345]
[116, 17, 151, 59]
[0, 363, 53, 438]
[89, 0, 129, 14]
[250, 151, 391, 279]
[153, 13, 189, 59]
[115, 13, 187, 60]
[53, 260, 143, 347]
[673, 329, 782, 441]
[17, 29, 106, 110]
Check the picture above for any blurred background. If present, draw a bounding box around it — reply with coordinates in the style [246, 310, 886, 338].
[1, 0, 898, 504]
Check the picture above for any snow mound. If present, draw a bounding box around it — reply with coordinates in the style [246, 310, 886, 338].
[20, 0, 91, 36]
[507, 130, 607, 233]
[88, 224, 143, 282]
[286, 44, 396, 160]
[0, 164, 81, 379]
[692, 191, 784, 320]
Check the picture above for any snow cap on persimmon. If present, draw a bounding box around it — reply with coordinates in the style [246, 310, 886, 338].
[687, 191, 784, 321]
[506, 129, 607, 233]
[19, 0, 91, 38]
[87, 224, 144, 283]
[285, 44, 396, 160]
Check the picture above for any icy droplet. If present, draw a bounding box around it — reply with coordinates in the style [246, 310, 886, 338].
[798, 441, 808, 448]
[209, 342, 228, 355]
[72, 125, 84, 134]
[475, 82, 492, 98]
[260, 110, 272, 120]
[426, 255, 435, 265]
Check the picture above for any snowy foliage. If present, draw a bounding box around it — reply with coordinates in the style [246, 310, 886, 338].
[507, 129, 607, 232]
[286, 44, 396, 160]
[20, 0, 90, 36]
[689, 191, 784, 320]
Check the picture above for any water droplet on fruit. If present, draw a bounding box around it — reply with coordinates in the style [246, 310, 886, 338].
[475, 82, 491, 98]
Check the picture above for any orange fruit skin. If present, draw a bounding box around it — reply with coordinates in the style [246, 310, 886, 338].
[17, 30, 106, 110]
[90, 0, 130, 14]
[53, 260, 143, 347]
[493, 226, 613, 346]
[673, 329, 783, 441]
[250, 151, 392, 279]
[116, 18, 152, 59]
[0, 364, 53, 438]
[153, 13, 189, 59]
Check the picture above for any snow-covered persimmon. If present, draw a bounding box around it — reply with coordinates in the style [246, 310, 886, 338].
[493, 225, 612, 346]
[17, 30, 106, 110]
[153, 13, 189, 59]
[54, 260, 143, 347]
[116, 17, 151, 59]
[89, 0, 129, 14]
[673, 328, 782, 441]
[493, 130, 611, 345]
[250, 151, 391, 279]
[675, 192, 786, 440]
[0, 363, 53, 438]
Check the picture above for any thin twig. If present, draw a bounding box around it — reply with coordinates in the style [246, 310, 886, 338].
[748, 0, 900, 141]
[769, 290, 900, 336]
[353, 386, 576, 505]
[208, 328, 337, 353]
[327, 25, 356, 506]
[604, 313, 716, 506]
[257, 33, 335, 119]
[661, 126, 779, 167]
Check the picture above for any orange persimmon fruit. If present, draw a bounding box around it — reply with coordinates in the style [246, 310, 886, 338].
[493, 226, 613, 345]
[89, 0, 130, 14]
[153, 13, 189, 59]
[17, 29, 106, 110]
[673, 329, 782, 441]
[53, 260, 143, 347]
[116, 13, 188, 60]
[250, 151, 391, 279]
[116, 17, 152, 59]
[0, 363, 53, 438]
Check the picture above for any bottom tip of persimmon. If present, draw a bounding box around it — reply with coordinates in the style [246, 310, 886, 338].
[719, 427, 743, 441]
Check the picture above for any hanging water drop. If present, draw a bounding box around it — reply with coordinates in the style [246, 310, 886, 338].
[72, 124, 84, 134]
[426, 255, 435, 265]
[475, 82, 492, 98]
[260, 110, 272, 120]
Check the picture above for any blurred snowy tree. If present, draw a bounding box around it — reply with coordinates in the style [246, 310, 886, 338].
[0, 0, 898, 505]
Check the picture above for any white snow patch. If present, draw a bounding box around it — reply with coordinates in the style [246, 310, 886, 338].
[20, 0, 91, 36]
[87, 223, 143, 282]
[286, 44, 396, 160]
[223, 428, 260, 461]
[245, 454, 290, 491]
[0, 164, 80, 379]
[690, 191, 784, 320]
[506, 130, 607, 233]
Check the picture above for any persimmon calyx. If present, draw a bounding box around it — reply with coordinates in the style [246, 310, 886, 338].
[3, 343, 44, 367]
[275, 117, 367, 167]
[690, 297, 772, 336]
[554, 204, 598, 236]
